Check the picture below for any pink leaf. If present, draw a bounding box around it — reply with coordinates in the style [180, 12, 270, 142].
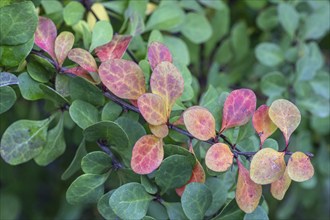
[95, 35, 132, 62]
[34, 16, 57, 61]
[138, 93, 167, 125]
[99, 59, 146, 100]
[148, 41, 172, 70]
[131, 135, 164, 174]
[68, 48, 98, 73]
[252, 105, 277, 145]
[64, 66, 94, 82]
[220, 89, 256, 133]
[54, 31, 74, 67]
[205, 143, 234, 172]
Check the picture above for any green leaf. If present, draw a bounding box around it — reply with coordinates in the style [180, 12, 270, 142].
[263, 138, 279, 151]
[69, 100, 99, 129]
[101, 101, 122, 121]
[213, 199, 245, 220]
[27, 55, 55, 83]
[278, 3, 299, 38]
[63, 1, 85, 26]
[181, 182, 212, 220]
[181, 13, 212, 44]
[257, 6, 278, 31]
[310, 71, 330, 99]
[163, 144, 196, 167]
[236, 121, 255, 144]
[155, 155, 193, 193]
[97, 190, 118, 220]
[61, 139, 87, 180]
[18, 72, 44, 100]
[0, 86, 16, 114]
[205, 177, 228, 216]
[90, 21, 113, 52]
[109, 182, 153, 220]
[231, 21, 250, 61]
[83, 121, 129, 148]
[115, 116, 146, 147]
[81, 151, 112, 174]
[261, 72, 286, 97]
[255, 43, 284, 67]
[141, 176, 158, 194]
[0, 2, 38, 45]
[164, 36, 190, 66]
[55, 74, 70, 97]
[147, 201, 168, 220]
[69, 77, 105, 106]
[0, 117, 52, 165]
[0, 192, 21, 220]
[34, 114, 66, 166]
[0, 37, 34, 67]
[41, 0, 63, 14]
[66, 172, 109, 205]
[245, 0, 267, 9]
[244, 206, 269, 220]
[39, 84, 70, 106]
[199, 0, 226, 10]
[0, 72, 18, 87]
[163, 202, 188, 220]
[145, 4, 185, 31]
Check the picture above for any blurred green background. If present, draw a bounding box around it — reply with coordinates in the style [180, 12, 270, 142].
[1, 0, 329, 219]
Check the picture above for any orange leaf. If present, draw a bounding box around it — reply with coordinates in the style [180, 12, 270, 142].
[252, 105, 277, 145]
[150, 61, 184, 115]
[149, 124, 169, 138]
[138, 93, 167, 125]
[205, 143, 233, 172]
[220, 89, 256, 133]
[183, 106, 216, 141]
[68, 48, 98, 73]
[131, 135, 164, 174]
[99, 59, 146, 100]
[250, 148, 286, 184]
[55, 31, 74, 67]
[148, 41, 172, 70]
[236, 159, 262, 213]
[271, 167, 291, 200]
[95, 35, 132, 62]
[287, 152, 314, 182]
[268, 99, 301, 146]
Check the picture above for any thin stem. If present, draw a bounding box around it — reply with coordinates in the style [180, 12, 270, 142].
[97, 140, 124, 170]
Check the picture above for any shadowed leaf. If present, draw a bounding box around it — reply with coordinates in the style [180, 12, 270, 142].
[220, 89, 256, 133]
[287, 152, 314, 182]
[205, 143, 234, 172]
[148, 41, 172, 70]
[183, 106, 216, 141]
[268, 99, 301, 146]
[99, 59, 146, 100]
[131, 135, 163, 174]
[250, 148, 286, 184]
[271, 167, 291, 200]
[95, 35, 132, 62]
[55, 31, 74, 67]
[34, 16, 57, 60]
[149, 124, 169, 138]
[0, 72, 19, 87]
[138, 93, 167, 125]
[236, 160, 262, 214]
[68, 48, 98, 73]
[150, 61, 184, 114]
[252, 105, 277, 145]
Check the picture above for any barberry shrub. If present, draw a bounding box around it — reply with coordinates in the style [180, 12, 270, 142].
[0, 1, 329, 220]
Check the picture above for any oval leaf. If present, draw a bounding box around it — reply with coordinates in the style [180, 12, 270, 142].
[131, 135, 163, 174]
[252, 105, 277, 145]
[55, 31, 74, 67]
[81, 151, 112, 174]
[0, 86, 16, 114]
[89, 20, 113, 52]
[250, 148, 286, 184]
[68, 48, 98, 73]
[268, 99, 301, 146]
[220, 89, 257, 132]
[99, 59, 146, 100]
[34, 16, 57, 60]
[109, 183, 153, 220]
[287, 152, 314, 182]
[148, 41, 172, 70]
[236, 160, 262, 214]
[205, 143, 234, 172]
[149, 124, 169, 138]
[138, 93, 167, 125]
[270, 167, 291, 200]
[150, 61, 184, 114]
[183, 106, 216, 141]
[95, 34, 132, 61]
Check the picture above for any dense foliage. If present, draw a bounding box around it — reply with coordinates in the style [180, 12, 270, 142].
[0, 0, 329, 220]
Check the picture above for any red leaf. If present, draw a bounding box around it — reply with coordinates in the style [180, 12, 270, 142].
[99, 59, 146, 100]
[252, 105, 277, 145]
[34, 16, 57, 61]
[148, 41, 172, 70]
[131, 135, 164, 174]
[68, 48, 98, 73]
[95, 35, 132, 62]
[220, 89, 256, 133]
[55, 31, 74, 67]
[64, 66, 94, 82]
